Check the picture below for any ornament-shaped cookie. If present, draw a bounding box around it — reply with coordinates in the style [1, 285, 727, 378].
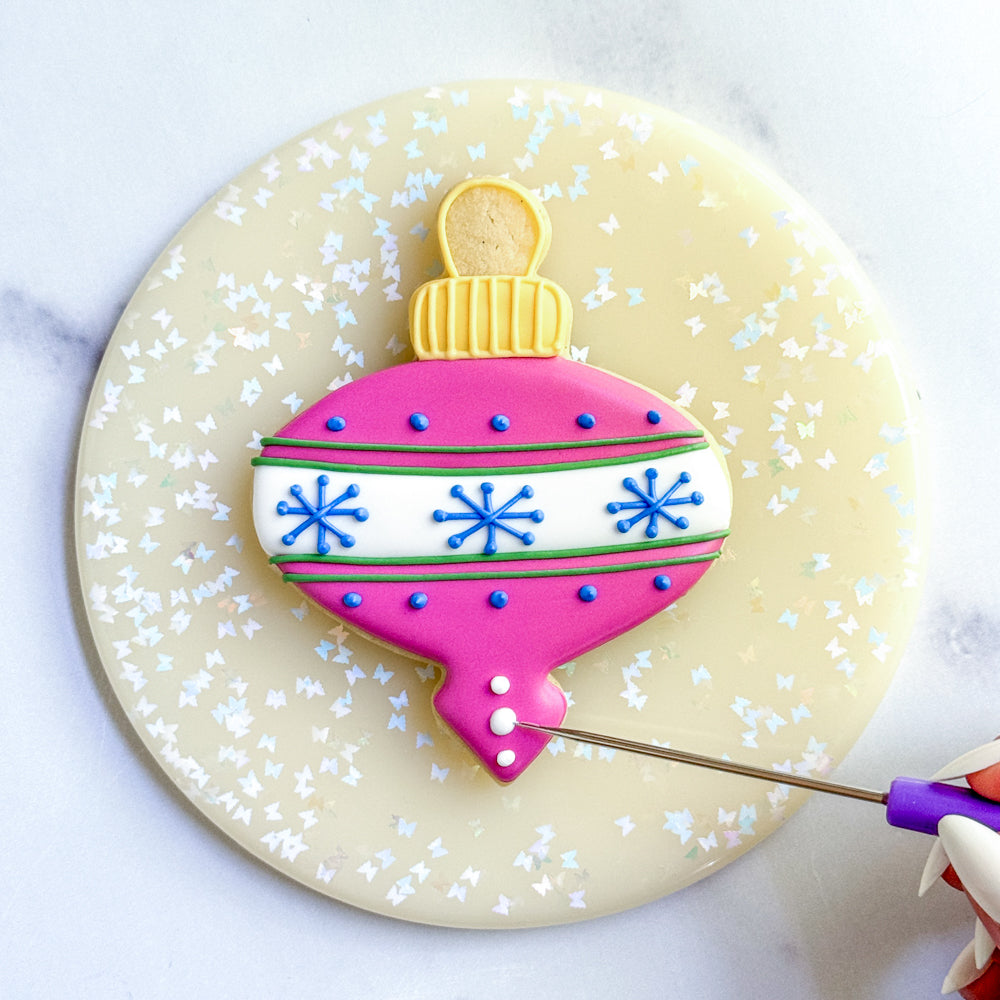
[252, 177, 732, 781]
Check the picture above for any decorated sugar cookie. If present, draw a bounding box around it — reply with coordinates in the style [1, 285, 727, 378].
[252, 176, 732, 782]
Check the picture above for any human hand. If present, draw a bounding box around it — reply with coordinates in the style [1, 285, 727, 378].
[920, 739, 1000, 997]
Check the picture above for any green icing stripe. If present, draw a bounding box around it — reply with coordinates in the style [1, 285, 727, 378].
[269, 529, 730, 567]
[252, 440, 710, 476]
[261, 429, 704, 454]
[281, 551, 720, 584]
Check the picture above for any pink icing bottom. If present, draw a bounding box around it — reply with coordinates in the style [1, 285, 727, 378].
[282, 540, 722, 781]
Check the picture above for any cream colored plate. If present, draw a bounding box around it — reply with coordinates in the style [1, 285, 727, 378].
[75, 80, 923, 927]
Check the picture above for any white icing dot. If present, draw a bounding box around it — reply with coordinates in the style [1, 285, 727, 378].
[489, 675, 511, 695]
[496, 749, 516, 768]
[490, 707, 517, 736]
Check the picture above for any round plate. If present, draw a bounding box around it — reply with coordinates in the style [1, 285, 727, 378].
[75, 80, 923, 927]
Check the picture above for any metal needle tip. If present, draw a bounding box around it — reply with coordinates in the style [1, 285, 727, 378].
[517, 721, 888, 805]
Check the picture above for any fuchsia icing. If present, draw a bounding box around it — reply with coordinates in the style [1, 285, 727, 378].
[261, 356, 705, 468]
[253, 355, 731, 781]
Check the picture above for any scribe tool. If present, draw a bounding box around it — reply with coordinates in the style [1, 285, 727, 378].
[517, 722, 1000, 835]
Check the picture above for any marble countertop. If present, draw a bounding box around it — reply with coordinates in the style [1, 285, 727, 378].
[3, 2, 999, 997]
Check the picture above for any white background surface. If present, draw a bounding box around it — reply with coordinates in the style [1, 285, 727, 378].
[3, 2, 999, 997]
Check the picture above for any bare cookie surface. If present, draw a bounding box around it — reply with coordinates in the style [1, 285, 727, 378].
[444, 184, 539, 276]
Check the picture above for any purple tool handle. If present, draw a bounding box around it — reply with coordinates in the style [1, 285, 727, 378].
[885, 777, 1000, 836]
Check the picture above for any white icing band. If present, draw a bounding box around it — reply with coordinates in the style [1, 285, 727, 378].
[496, 750, 516, 768]
[252, 448, 731, 560]
[490, 675, 511, 695]
[489, 707, 517, 736]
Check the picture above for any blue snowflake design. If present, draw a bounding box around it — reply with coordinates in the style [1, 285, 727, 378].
[276, 474, 369, 554]
[433, 482, 544, 555]
[607, 469, 704, 538]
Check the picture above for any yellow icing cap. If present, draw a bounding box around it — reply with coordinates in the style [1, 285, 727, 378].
[409, 177, 573, 360]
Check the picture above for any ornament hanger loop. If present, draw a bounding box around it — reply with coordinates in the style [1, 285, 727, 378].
[437, 176, 552, 278]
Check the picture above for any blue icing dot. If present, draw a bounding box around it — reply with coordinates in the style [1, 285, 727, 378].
[578, 584, 598, 602]
[326, 416, 346, 432]
[576, 413, 596, 429]
[409, 412, 430, 431]
[647, 410, 662, 425]
[654, 575, 672, 591]
[343, 592, 363, 608]
[409, 592, 428, 609]
[490, 414, 510, 432]
[489, 590, 509, 609]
